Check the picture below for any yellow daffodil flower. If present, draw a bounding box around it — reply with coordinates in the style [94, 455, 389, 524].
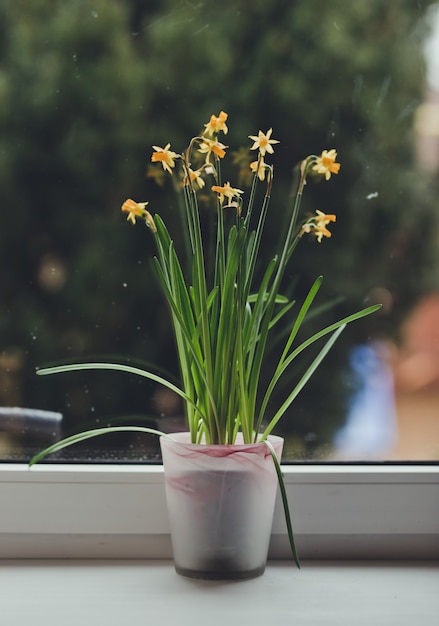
[250, 157, 267, 181]
[314, 224, 332, 242]
[146, 164, 166, 187]
[230, 147, 253, 186]
[188, 168, 205, 189]
[312, 149, 341, 180]
[151, 143, 178, 173]
[231, 147, 252, 168]
[301, 210, 336, 242]
[211, 182, 244, 205]
[121, 199, 156, 232]
[315, 209, 336, 226]
[248, 128, 280, 156]
[198, 138, 228, 163]
[203, 111, 228, 136]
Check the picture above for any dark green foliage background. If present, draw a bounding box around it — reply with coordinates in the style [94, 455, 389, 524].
[0, 0, 438, 459]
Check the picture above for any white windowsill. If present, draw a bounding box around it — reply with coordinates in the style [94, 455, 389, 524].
[0, 559, 437, 626]
[0, 463, 438, 560]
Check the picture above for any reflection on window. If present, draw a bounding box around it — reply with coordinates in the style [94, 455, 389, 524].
[1, 0, 439, 463]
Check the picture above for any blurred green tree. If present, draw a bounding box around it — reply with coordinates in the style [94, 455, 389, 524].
[0, 0, 438, 458]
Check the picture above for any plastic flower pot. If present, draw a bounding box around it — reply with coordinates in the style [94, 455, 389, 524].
[160, 432, 283, 580]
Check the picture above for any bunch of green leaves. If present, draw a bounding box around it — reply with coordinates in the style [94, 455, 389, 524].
[161, 151, 378, 445]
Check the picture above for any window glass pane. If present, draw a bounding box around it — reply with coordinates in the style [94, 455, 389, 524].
[1, 0, 439, 463]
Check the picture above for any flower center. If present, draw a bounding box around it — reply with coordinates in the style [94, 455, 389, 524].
[152, 152, 167, 162]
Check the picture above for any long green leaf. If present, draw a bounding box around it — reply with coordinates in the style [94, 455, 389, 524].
[241, 257, 278, 367]
[29, 426, 172, 467]
[255, 277, 323, 432]
[36, 362, 203, 417]
[264, 439, 300, 568]
[278, 304, 382, 380]
[261, 324, 346, 439]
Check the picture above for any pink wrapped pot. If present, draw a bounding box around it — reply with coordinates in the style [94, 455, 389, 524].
[160, 432, 283, 580]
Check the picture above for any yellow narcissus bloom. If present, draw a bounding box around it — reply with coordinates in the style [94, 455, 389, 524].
[188, 168, 205, 189]
[250, 157, 267, 181]
[121, 199, 156, 232]
[231, 147, 253, 186]
[248, 128, 280, 156]
[198, 137, 228, 163]
[231, 146, 252, 169]
[315, 209, 336, 225]
[211, 182, 244, 206]
[146, 164, 166, 187]
[312, 149, 341, 180]
[301, 210, 336, 243]
[151, 143, 178, 173]
[203, 111, 228, 136]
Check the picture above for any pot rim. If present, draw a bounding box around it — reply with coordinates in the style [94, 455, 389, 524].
[160, 431, 284, 453]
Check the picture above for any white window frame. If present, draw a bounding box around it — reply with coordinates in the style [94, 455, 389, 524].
[0, 463, 438, 560]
